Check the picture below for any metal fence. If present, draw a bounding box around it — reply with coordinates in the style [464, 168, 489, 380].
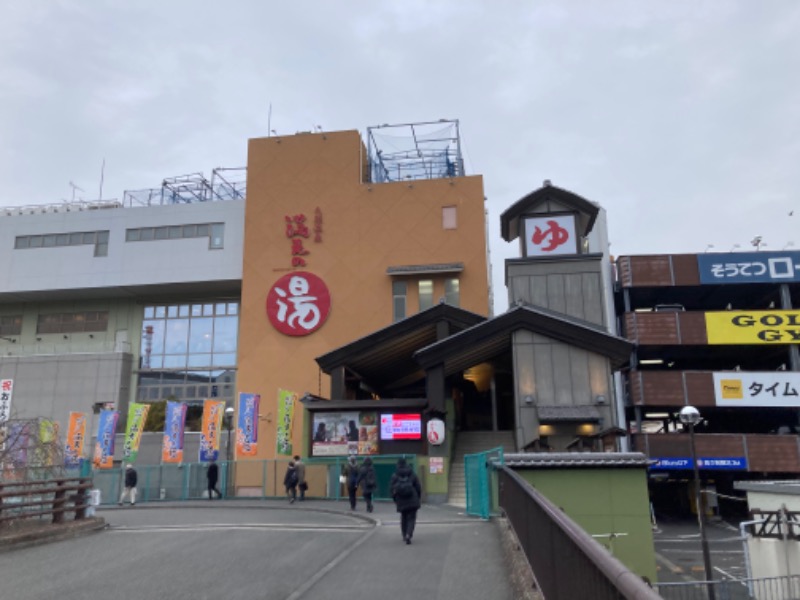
[85, 455, 416, 505]
[497, 466, 661, 600]
[655, 576, 800, 600]
[464, 446, 504, 519]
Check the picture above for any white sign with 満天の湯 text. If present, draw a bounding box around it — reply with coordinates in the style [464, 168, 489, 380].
[714, 372, 800, 407]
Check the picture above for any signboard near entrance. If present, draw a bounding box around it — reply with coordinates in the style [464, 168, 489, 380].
[651, 457, 747, 470]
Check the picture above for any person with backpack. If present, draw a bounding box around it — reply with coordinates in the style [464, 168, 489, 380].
[357, 456, 377, 513]
[390, 457, 422, 544]
[284, 460, 299, 504]
[342, 455, 360, 510]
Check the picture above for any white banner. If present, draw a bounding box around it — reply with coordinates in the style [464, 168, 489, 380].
[0, 379, 13, 422]
[714, 372, 800, 407]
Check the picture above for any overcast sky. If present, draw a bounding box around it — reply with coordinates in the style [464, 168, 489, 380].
[2, 1, 799, 314]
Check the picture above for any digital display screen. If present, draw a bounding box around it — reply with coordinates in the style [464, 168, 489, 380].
[380, 413, 421, 440]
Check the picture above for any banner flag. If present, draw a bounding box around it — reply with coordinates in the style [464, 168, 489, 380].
[65, 412, 87, 468]
[236, 393, 260, 458]
[276, 389, 296, 456]
[93, 410, 119, 469]
[199, 399, 225, 462]
[33, 419, 60, 469]
[123, 402, 150, 463]
[0, 378, 12, 424]
[162, 401, 187, 463]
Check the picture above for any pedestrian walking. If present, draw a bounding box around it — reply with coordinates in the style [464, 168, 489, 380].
[343, 455, 359, 510]
[119, 464, 138, 506]
[390, 458, 421, 544]
[357, 456, 377, 513]
[293, 455, 307, 501]
[207, 460, 222, 499]
[284, 460, 299, 503]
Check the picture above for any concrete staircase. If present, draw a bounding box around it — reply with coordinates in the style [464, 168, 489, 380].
[447, 430, 516, 507]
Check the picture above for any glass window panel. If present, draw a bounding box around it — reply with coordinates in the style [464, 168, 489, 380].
[97, 231, 109, 243]
[140, 228, 154, 241]
[155, 306, 166, 318]
[164, 318, 189, 354]
[215, 303, 226, 315]
[185, 385, 197, 399]
[419, 279, 434, 311]
[203, 304, 214, 316]
[171, 387, 184, 399]
[82, 232, 96, 244]
[163, 355, 187, 369]
[168, 226, 181, 239]
[209, 223, 224, 249]
[149, 387, 160, 400]
[182, 225, 197, 238]
[227, 303, 238, 315]
[15, 237, 29, 249]
[142, 319, 165, 356]
[155, 227, 169, 240]
[144, 307, 155, 319]
[442, 206, 457, 229]
[178, 305, 190, 318]
[148, 355, 164, 369]
[189, 317, 213, 353]
[445, 278, 460, 307]
[191, 304, 203, 316]
[161, 387, 173, 399]
[393, 298, 406, 322]
[94, 243, 108, 257]
[56, 234, 69, 246]
[69, 233, 83, 245]
[43, 235, 56, 248]
[188, 354, 212, 368]
[198, 385, 209, 398]
[187, 370, 211, 383]
[29, 236, 42, 248]
[167, 306, 178, 318]
[197, 224, 209, 236]
[212, 353, 237, 366]
[212, 316, 238, 353]
[126, 229, 140, 242]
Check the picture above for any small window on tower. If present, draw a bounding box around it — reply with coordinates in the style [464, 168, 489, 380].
[442, 206, 457, 230]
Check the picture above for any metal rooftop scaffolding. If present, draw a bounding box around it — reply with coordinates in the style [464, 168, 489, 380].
[123, 167, 246, 207]
[366, 119, 464, 184]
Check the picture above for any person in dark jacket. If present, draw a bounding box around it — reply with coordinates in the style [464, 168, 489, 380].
[342, 455, 359, 510]
[207, 460, 222, 499]
[293, 455, 307, 501]
[357, 456, 377, 513]
[390, 458, 422, 544]
[284, 461, 299, 503]
[119, 464, 138, 506]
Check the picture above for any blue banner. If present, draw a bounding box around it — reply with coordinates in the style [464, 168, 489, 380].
[236, 393, 260, 458]
[698, 251, 800, 284]
[651, 456, 747, 470]
[93, 410, 119, 469]
[162, 401, 187, 463]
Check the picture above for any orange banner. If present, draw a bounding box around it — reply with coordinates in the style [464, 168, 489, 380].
[199, 400, 225, 462]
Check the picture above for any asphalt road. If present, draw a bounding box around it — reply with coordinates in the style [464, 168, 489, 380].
[654, 515, 748, 584]
[0, 500, 515, 600]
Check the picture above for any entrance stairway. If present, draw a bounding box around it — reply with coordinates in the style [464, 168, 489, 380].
[447, 430, 516, 507]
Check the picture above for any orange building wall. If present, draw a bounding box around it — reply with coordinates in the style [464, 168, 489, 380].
[238, 130, 489, 460]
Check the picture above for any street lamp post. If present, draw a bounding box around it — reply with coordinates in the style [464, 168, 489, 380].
[225, 406, 235, 497]
[679, 406, 715, 600]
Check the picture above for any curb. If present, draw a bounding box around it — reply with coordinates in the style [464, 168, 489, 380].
[0, 517, 107, 553]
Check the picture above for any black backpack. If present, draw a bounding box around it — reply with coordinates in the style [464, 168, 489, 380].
[396, 474, 414, 499]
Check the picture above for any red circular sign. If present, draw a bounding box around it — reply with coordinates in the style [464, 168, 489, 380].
[266, 272, 331, 336]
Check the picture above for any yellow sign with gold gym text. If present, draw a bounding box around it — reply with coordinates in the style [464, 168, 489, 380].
[706, 311, 800, 344]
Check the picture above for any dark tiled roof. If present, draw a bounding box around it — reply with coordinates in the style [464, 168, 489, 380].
[503, 452, 650, 469]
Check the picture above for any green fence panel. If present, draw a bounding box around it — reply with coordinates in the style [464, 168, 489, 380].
[465, 446, 504, 519]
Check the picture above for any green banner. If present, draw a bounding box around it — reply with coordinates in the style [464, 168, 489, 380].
[123, 402, 150, 463]
[276, 389, 296, 456]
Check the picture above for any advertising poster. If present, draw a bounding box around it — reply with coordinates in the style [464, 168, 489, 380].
[236, 392, 260, 458]
[123, 402, 150, 463]
[162, 401, 188, 464]
[706, 311, 800, 344]
[311, 411, 378, 457]
[199, 399, 225, 462]
[713, 372, 800, 407]
[93, 409, 119, 469]
[0, 378, 12, 424]
[698, 251, 800, 284]
[276, 389, 296, 456]
[33, 419, 60, 469]
[65, 412, 87, 468]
